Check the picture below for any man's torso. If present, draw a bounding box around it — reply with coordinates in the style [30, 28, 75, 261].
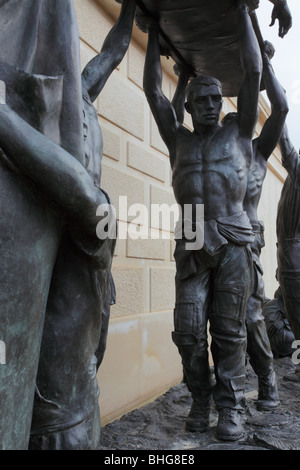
[171, 121, 251, 221]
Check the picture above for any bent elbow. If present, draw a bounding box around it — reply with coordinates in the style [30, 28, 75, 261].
[273, 101, 289, 119]
[248, 69, 262, 83]
[244, 54, 262, 82]
[144, 86, 162, 106]
[280, 102, 289, 117]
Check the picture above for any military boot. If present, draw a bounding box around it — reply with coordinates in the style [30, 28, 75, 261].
[216, 408, 244, 441]
[186, 392, 211, 432]
[257, 370, 280, 411]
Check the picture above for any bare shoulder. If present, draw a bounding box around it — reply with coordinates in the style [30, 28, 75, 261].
[176, 122, 194, 140]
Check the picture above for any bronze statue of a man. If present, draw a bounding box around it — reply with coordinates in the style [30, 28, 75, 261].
[276, 124, 300, 381]
[221, 41, 288, 410]
[142, 0, 262, 441]
[172, 39, 288, 412]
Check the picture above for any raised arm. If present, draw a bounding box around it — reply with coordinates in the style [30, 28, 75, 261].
[172, 64, 192, 125]
[0, 104, 114, 243]
[81, 0, 137, 102]
[143, 17, 180, 154]
[237, 1, 262, 140]
[278, 123, 300, 184]
[279, 123, 295, 164]
[256, 41, 288, 160]
[268, 0, 292, 38]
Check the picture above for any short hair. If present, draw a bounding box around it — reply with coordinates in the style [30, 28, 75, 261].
[186, 75, 222, 103]
[221, 112, 237, 126]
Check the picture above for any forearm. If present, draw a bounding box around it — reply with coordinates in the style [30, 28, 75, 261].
[82, 0, 136, 102]
[238, 3, 262, 77]
[262, 54, 288, 115]
[236, 2, 262, 138]
[0, 105, 105, 230]
[143, 25, 163, 101]
[268, 0, 287, 6]
[98, 0, 136, 67]
[172, 67, 190, 124]
[279, 123, 295, 162]
[256, 53, 288, 159]
[143, 19, 178, 151]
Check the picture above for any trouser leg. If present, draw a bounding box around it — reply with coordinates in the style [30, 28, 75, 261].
[246, 256, 275, 376]
[279, 275, 300, 341]
[172, 317, 212, 397]
[246, 294, 280, 409]
[247, 296, 274, 375]
[172, 290, 212, 397]
[172, 331, 212, 432]
[277, 240, 300, 341]
[172, 267, 213, 431]
[209, 244, 252, 412]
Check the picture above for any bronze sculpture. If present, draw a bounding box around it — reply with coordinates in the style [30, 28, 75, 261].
[276, 124, 300, 381]
[262, 287, 296, 360]
[172, 39, 288, 413]
[268, 0, 292, 38]
[0, 0, 294, 450]
[142, 0, 263, 441]
[29, 0, 136, 449]
[137, 0, 291, 96]
[221, 40, 288, 410]
[0, 0, 83, 450]
[0, 0, 136, 450]
[241, 41, 288, 411]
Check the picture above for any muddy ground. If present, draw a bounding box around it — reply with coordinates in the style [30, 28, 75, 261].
[100, 356, 300, 451]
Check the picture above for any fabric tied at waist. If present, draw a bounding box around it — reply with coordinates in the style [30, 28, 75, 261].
[216, 212, 255, 248]
[174, 212, 254, 280]
[250, 220, 265, 254]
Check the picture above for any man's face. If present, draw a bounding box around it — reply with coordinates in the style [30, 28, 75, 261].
[187, 84, 223, 128]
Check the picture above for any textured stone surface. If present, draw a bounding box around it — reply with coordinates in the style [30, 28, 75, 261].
[100, 357, 300, 450]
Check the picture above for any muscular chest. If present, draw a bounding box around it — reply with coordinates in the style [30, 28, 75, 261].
[174, 135, 203, 168]
[203, 130, 249, 182]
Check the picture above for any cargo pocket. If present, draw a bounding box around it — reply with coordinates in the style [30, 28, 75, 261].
[172, 331, 198, 347]
[210, 286, 244, 335]
[173, 302, 199, 334]
[230, 375, 246, 409]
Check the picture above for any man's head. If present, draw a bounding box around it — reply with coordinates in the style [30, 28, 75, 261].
[185, 75, 223, 128]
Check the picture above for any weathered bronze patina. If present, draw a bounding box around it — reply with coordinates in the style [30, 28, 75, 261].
[137, 0, 291, 96]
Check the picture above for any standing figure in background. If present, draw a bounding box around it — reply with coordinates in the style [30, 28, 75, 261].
[142, 1, 262, 441]
[222, 40, 288, 410]
[276, 124, 300, 381]
[262, 286, 295, 360]
[242, 41, 288, 410]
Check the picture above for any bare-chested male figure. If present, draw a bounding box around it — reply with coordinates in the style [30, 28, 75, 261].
[142, 1, 262, 441]
[222, 41, 288, 410]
